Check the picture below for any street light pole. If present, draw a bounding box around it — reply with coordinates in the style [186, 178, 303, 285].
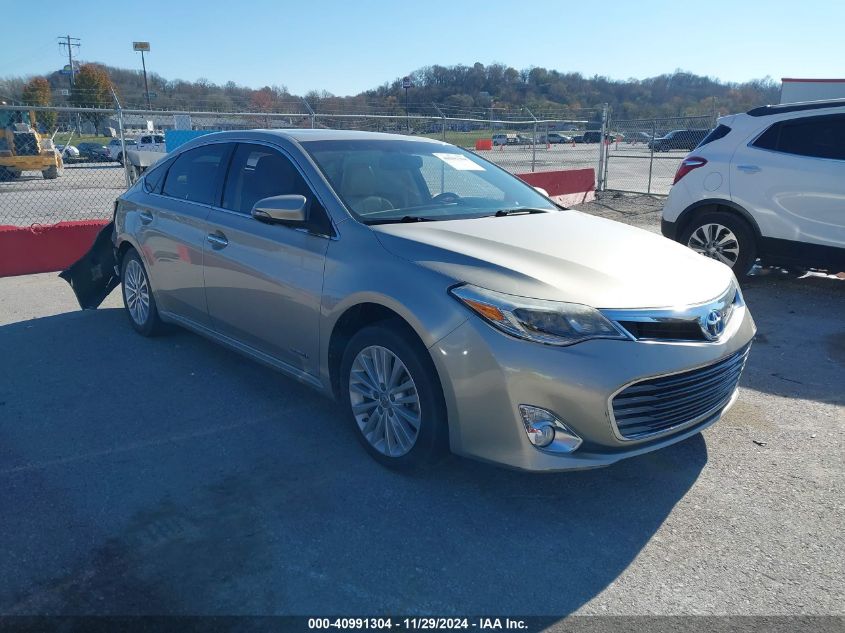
[133, 42, 152, 109]
[402, 76, 412, 133]
[140, 50, 151, 109]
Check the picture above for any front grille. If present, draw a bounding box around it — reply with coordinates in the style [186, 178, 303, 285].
[611, 344, 751, 440]
[618, 320, 705, 341]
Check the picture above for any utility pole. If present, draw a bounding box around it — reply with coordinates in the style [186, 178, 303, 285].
[58, 35, 80, 90]
[58, 35, 80, 132]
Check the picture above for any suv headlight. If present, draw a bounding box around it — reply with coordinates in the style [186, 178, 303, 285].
[450, 284, 627, 346]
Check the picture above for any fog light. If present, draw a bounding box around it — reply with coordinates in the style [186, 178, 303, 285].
[518, 405, 583, 453]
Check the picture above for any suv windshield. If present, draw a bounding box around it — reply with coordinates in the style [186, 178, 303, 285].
[301, 139, 557, 223]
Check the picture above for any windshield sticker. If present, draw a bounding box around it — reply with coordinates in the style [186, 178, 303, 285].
[433, 153, 485, 171]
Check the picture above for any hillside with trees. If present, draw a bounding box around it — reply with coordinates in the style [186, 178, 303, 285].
[0, 61, 780, 122]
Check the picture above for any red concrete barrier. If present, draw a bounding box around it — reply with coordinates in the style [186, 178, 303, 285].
[0, 168, 595, 278]
[0, 220, 109, 277]
[475, 139, 493, 151]
[516, 168, 595, 207]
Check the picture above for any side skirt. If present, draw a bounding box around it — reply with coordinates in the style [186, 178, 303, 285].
[159, 310, 331, 396]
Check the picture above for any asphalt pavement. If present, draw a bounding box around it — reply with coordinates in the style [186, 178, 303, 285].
[0, 207, 842, 618]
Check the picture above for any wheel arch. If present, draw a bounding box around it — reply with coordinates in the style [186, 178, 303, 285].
[676, 198, 762, 242]
[327, 301, 434, 401]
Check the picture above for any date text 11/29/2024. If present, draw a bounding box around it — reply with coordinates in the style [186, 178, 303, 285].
[307, 618, 529, 630]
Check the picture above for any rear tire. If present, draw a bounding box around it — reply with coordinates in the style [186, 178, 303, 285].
[121, 248, 165, 336]
[680, 210, 757, 278]
[340, 322, 448, 470]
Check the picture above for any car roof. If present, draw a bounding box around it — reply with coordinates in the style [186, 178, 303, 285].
[171, 128, 454, 156]
[747, 98, 845, 117]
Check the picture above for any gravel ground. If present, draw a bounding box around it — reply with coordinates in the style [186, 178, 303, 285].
[573, 192, 665, 233]
[0, 199, 842, 621]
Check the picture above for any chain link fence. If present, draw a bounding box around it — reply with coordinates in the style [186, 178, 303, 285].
[0, 103, 609, 228]
[603, 115, 715, 195]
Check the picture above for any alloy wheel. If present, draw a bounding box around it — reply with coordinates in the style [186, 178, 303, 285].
[124, 259, 151, 325]
[349, 345, 421, 457]
[688, 223, 740, 266]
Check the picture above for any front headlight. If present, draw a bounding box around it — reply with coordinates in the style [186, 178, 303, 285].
[449, 284, 627, 346]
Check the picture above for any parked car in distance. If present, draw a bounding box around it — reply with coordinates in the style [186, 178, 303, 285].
[67, 130, 756, 473]
[136, 134, 166, 153]
[55, 144, 80, 159]
[546, 132, 572, 144]
[623, 131, 654, 145]
[662, 99, 845, 277]
[76, 142, 111, 162]
[107, 138, 138, 163]
[648, 129, 710, 152]
[492, 133, 521, 146]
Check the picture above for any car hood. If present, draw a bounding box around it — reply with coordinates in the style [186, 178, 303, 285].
[371, 211, 733, 309]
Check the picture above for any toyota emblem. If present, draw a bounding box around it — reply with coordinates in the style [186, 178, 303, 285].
[703, 309, 725, 339]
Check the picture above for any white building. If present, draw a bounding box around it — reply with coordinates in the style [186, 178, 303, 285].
[780, 78, 845, 103]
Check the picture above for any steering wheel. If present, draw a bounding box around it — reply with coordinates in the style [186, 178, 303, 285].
[356, 196, 395, 213]
[431, 192, 461, 204]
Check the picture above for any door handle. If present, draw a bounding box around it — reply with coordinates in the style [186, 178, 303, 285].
[736, 164, 761, 174]
[139, 210, 153, 224]
[206, 232, 229, 249]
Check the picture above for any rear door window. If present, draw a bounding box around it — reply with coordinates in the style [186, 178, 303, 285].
[753, 113, 845, 160]
[161, 143, 232, 204]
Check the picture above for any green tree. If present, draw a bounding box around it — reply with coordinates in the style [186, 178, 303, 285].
[22, 77, 56, 130]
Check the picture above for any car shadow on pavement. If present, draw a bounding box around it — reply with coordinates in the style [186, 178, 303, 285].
[0, 307, 708, 617]
[739, 273, 844, 406]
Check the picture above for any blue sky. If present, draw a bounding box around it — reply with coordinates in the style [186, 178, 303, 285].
[2, 0, 842, 95]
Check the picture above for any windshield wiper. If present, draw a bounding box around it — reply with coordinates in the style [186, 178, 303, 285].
[366, 215, 436, 225]
[492, 208, 551, 217]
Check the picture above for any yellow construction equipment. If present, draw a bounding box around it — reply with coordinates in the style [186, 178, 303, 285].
[0, 109, 63, 180]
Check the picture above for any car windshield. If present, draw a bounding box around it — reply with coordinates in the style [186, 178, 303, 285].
[302, 138, 557, 223]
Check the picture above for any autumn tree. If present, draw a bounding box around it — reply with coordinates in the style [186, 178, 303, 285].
[22, 77, 56, 130]
[69, 64, 115, 128]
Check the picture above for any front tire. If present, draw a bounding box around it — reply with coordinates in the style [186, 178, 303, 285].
[42, 165, 62, 179]
[341, 323, 448, 470]
[680, 210, 757, 278]
[121, 248, 164, 336]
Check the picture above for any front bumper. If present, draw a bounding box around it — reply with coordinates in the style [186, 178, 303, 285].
[661, 218, 678, 240]
[429, 304, 756, 471]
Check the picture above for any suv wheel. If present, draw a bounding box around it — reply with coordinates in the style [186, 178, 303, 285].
[121, 248, 164, 336]
[680, 210, 757, 278]
[341, 323, 448, 470]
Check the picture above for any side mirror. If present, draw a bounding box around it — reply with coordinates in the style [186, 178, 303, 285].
[251, 195, 308, 225]
[533, 186, 550, 197]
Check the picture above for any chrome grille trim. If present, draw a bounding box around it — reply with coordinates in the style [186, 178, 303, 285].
[609, 344, 751, 441]
[602, 283, 742, 343]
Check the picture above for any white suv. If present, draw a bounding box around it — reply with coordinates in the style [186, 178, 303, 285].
[662, 99, 845, 276]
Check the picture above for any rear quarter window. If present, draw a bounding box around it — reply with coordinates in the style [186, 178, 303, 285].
[753, 113, 845, 160]
[697, 125, 731, 148]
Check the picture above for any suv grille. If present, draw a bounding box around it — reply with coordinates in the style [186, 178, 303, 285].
[611, 344, 751, 440]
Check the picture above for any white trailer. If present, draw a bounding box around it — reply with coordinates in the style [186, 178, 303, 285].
[780, 78, 845, 103]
